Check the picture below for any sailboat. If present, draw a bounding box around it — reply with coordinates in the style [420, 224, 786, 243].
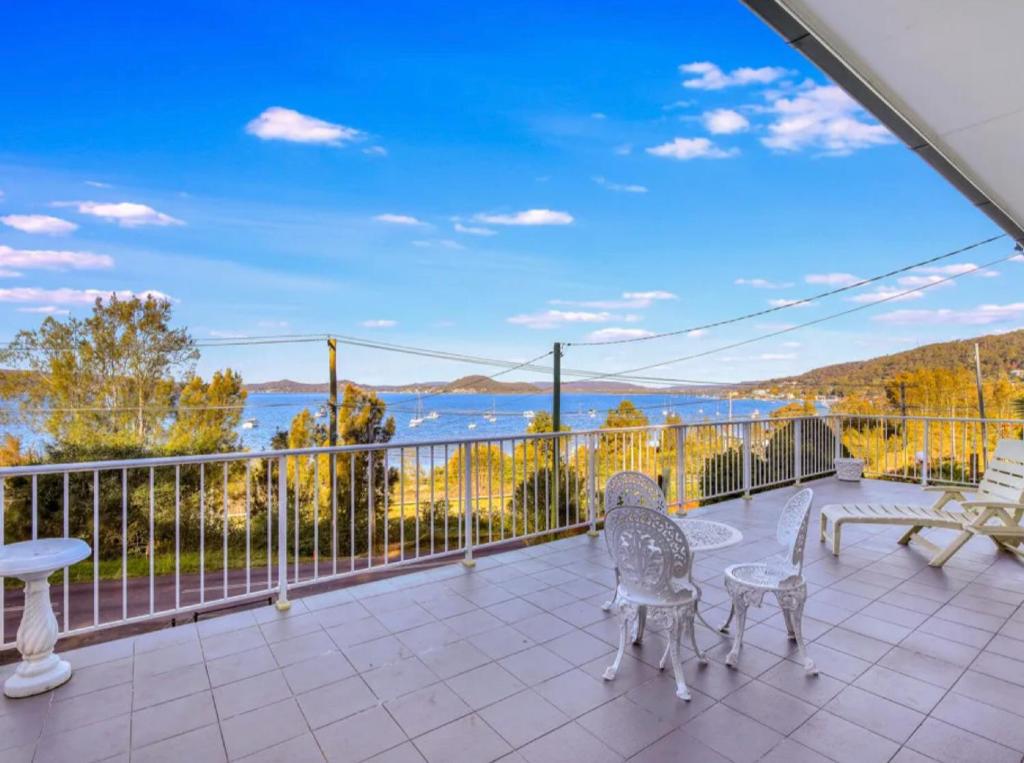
[425, 410, 439, 420]
[484, 399, 497, 423]
[522, 410, 536, 420]
[242, 418, 258, 429]
[409, 396, 425, 428]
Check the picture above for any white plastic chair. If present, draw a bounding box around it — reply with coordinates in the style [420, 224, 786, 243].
[722, 488, 818, 675]
[602, 505, 704, 700]
[602, 471, 666, 612]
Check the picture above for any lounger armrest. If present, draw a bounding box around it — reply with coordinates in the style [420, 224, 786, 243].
[960, 500, 1024, 510]
[921, 486, 972, 495]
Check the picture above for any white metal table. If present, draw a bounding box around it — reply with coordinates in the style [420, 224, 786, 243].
[634, 517, 743, 642]
[1, 538, 91, 698]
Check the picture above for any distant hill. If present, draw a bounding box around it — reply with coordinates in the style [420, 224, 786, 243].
[769, 328, 1024, 390]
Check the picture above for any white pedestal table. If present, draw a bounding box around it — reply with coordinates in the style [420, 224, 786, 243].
[1, 538, 91, 698]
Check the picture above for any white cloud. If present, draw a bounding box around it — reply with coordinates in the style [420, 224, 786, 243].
[84, 180, 111, 188]
[245, 106, 363, 146]
[687, 329, 707, 338]
[373, 213, 424, 226]
[453, 222, 496, 236]
[768, 298, 814, 308]
[586, 327, 654, 342]
[735, 277, 793, 289]
[18, 305, 70, 315]
[0, 288, 171, 306]
[646, 137, 738, 160]
[1, 214, 78, 235]
[680, 62, 790, 90]
[551, 290, 676, 310]
[58, 201, 183, 227]
[758, 352, 797, 361]
[805, 272, 860, 286]
[208, 329, 248, 338]
[0, 245, 113, 272]
[895, 274, 954, 289]
[873, 303, 1024, 326]
[360, 319, 397, 328]
[474, 209, 574, 226]
[362, 145, 388, 157]
[412, 239, 464, 250]
[846, 287, 925, 304]
[507, 309, 612, 329]
[593, 177, 648, 193]
[1011, 254, 1024, 263]
[614, 144, 633, 156]
[622, 290, 677, 302]
[761, 84, 894, 155]
[781, 341, 801, 348]
[591, 112, 607, 120]
[915, 262, 998, 278]
[703, 108, 750, 135]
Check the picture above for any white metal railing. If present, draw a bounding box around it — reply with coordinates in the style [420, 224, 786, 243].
[0, 413, 1020, 647]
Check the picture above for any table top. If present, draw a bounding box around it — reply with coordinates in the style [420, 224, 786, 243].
[0, 538, 91, 578]
[671, 517, 743, 552]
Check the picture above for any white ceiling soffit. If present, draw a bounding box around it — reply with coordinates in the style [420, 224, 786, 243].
[741, 0, 1024, 243]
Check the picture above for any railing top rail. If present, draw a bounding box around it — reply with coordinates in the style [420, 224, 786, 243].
[0, 413, 1019, 477]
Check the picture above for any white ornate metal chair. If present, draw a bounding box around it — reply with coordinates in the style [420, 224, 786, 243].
[602, 505, 703, 700]
[602, 471, 666, 612]
[721, 488, 818, 675]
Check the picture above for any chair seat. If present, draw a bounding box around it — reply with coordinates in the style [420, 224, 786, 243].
[616, 584, 694, 608]
[724, 562, 799, 590]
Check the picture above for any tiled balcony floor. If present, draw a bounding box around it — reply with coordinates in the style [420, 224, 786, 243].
[4, 477, 1024, 762]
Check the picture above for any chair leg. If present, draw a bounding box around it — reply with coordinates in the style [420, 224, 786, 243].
[781, 607, 795, 640]
[725, 602, 747, 668]
[601, 567, 620, 612]
[668, 618, 691, 701]
[658, 638, 670, 671]
[603, 612, 631, 681]
[632, 605, 647, 645]
[778, 588, 816, 675]
[719, 603, 735, 634]
[687, 609, 707, 663]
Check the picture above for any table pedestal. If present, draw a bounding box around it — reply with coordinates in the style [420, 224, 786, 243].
[5, 574, 71, 698]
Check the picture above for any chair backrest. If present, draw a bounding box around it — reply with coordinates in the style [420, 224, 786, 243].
[604, 506, 692, 601]
[605, 471, 667, 514]
[977, 440, 1024, 504]
[776, 488, 814, 574]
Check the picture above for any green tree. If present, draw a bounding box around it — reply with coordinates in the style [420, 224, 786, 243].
[166, 370, 247, 454]
[0, 295, 198, 450]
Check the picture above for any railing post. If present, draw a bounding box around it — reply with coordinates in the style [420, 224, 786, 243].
[462, 443, 475, 567]
[675, 425, 686, 511]
[921, 419, 930, 486]
[742, 422, 752, 499]
[276, 455, 290, 611]
[833, 415, 842, 465]
[587, 434, 598, 537]
[794, 418, 803, 484]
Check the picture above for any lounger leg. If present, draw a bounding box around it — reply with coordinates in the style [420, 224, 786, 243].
[602, 567, 620, 612]
[725, 601, 747, 668]
[831, 521, 842, 555]
[603, 611, 631, 681]
[897, 526, 922, 546]
[928, 530, 974, 567]
[819, 515, 826, 544]
[668, 617, 691, 701]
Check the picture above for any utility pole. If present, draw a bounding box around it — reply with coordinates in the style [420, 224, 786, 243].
[975, 343, 989, 469]
[328, 338, 338, 447]
[552, 342, 562, 432]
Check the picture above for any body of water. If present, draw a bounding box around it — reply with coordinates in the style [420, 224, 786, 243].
[236, 392, 805, 450]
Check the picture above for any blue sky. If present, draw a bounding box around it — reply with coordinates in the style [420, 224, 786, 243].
[1, 1, 1020, 386]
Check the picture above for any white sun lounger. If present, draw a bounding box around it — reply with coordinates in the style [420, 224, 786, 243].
[820, 439, 1024, 567]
